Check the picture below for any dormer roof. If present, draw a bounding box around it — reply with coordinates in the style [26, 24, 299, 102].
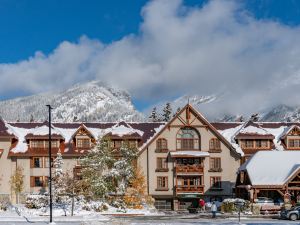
[235, 121, 275, 140]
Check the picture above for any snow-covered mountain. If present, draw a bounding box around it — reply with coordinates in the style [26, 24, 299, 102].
[0, 81, 144, 122]
[151, 95, 300, 122]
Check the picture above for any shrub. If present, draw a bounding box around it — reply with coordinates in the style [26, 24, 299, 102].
[221, 198, 250, 213]
[111, 199, 127, 213]
[251, 203, 261, 215]
[0, 195, 10, 211]
[82, 201, 109, 212]
[25, 194, 48, 209]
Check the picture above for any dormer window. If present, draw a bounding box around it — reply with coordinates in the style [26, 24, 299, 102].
[288, 139, 300, 149]
[30, 140, 59, 148]
[256, 140, 268, 148]
[129, 140, 137, 148]
[31, 140, 44, 148]
[240, 139, 270, 149]
[76, 138, 91, 148]
[114, 140, 122, 148]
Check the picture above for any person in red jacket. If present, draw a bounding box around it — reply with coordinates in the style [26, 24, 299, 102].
[199, 198, 205, 212]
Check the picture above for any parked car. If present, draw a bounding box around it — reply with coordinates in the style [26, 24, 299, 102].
[254, 197, 274, 204]
[281, 206, 300, 221]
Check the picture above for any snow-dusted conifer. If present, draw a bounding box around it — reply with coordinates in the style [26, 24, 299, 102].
[162, 103, 172, 122]
[52, 150, 67, 203]
[80, 138, 116, 198]
[149, 107, 159, 122]
[106, 141, 138, 194]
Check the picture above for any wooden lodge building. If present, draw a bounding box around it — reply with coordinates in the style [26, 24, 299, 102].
[1, 104, 300, 210]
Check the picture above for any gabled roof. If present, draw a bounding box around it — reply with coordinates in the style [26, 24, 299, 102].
[104, 121, 143, 139]
[234, 121, 274, 140]
[239, 151, 300, 186]
[280, 124, 300, 140]
[0, 117, 15, 138]
[139, 104, 241, 158]
[69, 123, 95, 141]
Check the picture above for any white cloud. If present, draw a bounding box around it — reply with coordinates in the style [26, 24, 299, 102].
[1, 0, 300, 117]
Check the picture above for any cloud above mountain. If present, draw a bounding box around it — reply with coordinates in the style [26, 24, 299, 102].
[1, 0, 300, 118]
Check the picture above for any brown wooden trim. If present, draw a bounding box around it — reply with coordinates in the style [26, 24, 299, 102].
[30, 176, 34, 187]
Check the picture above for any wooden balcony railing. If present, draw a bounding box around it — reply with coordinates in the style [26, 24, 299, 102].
[175, 164, 204, 174]
[176, 185, 204, 194]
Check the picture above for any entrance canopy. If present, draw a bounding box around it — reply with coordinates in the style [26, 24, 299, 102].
[170, 151, 209, 158]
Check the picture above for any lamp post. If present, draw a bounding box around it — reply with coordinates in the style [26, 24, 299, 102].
[46, 105, 53, 223]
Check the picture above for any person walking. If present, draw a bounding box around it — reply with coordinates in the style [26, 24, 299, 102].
[211, 201, 217, 218]
[199, 199, 205, 212]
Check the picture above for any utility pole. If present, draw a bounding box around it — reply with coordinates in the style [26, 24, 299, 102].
[46, 105, 53, 223]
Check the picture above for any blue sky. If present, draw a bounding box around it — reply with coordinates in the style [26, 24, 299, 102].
[1, 0, 300, 113]
[1, 0, 299, 63]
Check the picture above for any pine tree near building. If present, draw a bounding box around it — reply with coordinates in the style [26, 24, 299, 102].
[162, 103, 172, 122]
[80, 138, 116, 198]
[52, 150, 67, 203]
[149, 107, 159, 122]
[108, 142, 138, 194]
[10, 166, 24, 204]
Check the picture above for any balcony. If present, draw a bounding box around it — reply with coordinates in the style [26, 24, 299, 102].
[175, 164, 204, 174]
[176, 185, 204, 194]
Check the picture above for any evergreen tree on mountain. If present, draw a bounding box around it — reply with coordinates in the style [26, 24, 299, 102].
[162, 103, 172, 122]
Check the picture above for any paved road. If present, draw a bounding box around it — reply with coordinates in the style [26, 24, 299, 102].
[0, 216, 299, 225]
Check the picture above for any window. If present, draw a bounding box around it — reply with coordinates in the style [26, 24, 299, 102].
[244, 140, 254, 148]
[209, 158, 221, 171]
[288, 139, 300, 148]
[31, 140, 59, 148]
[76, 138, 90, 148]
[114, 140, 122, 148]
[33, 157, 43, 168]
[256, 140, 268, 148]
[129, 140, 137, 148]
[157, 176, 168, 190]
[156, 158, 168, 171]
[44, 157, 54, 168]
[31, 176, 44, 187]
[45, 140, 59, 148]
[176, 127, 200, 150]
[156, 138, 168, 150]
[210, 177, 221, 189]
[209, 138, 221, 151]
[30, 140, 44, 148]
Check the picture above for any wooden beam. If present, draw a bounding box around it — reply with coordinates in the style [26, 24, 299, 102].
[169, 125, 208, 128]
[277, 190, 284, 197]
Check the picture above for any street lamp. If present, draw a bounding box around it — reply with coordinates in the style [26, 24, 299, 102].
[46, 105, 53, 223]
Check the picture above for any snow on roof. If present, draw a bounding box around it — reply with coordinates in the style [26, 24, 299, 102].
[139, 123, 166, 151]
[170, 151, 210, 157]
[109, 123, 144, 137]
[28, 125, 62, 136]
[264, 126, 287, 150]
[239, 125, 270, 135]
[217, 125, 244, 156]
[7, 124, 63, 153]
[239, 151, 300, 186]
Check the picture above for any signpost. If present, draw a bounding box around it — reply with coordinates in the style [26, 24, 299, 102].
[234, 199, 245, 223]
[46, 105, 53, 224]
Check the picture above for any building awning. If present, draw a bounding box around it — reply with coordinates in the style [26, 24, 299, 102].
[177, 193, 203, 198]
[169, 151, 209, 158]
